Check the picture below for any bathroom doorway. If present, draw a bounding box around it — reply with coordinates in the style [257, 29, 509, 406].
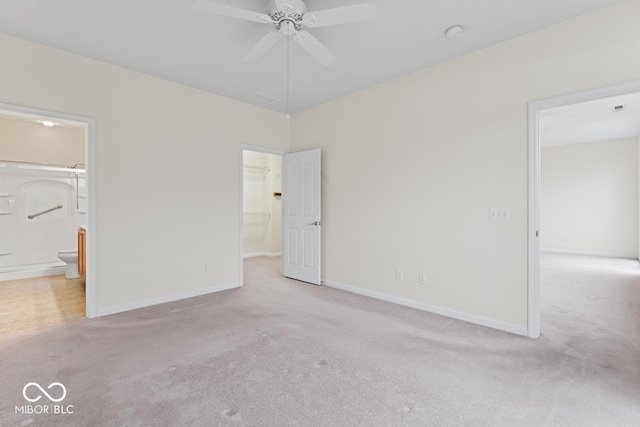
[240, 145, 285, 286]
[0, 103, 95, 334]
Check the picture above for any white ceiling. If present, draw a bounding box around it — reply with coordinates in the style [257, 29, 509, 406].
[540, 92, 640, 147]
[0, 0, 625, 113]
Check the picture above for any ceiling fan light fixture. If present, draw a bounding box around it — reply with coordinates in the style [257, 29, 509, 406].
[279, 20, 297, 35]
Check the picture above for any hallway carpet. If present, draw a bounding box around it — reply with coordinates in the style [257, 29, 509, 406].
[1, 254, 639, 426]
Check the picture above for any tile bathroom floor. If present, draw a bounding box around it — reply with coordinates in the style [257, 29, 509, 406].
[0, 274, 85, 334]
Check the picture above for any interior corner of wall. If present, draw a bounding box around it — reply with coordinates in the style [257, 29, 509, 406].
[285, 115, 292, 152]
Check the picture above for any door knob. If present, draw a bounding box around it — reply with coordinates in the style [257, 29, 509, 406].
[309, 221, 322, 226]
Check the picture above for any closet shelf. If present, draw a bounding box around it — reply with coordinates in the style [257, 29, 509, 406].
[0, 161, 86, 174]
[243, 165, 270, 172]
[243, 165, 271, 179]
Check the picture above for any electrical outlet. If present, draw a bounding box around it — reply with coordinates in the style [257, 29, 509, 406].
[204, 264, 208, 271]
[489, 208, 511, 222]
[419, 273, 427, 284]
[395, 268, 403, 280]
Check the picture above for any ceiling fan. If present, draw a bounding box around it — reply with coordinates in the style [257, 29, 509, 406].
[192, 0, 377, 66]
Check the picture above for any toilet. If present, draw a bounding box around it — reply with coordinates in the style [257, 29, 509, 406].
[57, 250, 80, 279]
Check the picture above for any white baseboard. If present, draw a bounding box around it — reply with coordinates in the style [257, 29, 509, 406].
[541, 248, 637, 260]
[96, 282, 241, 317]
[243, 252, 282, 259]
[322, 280, 528, 337]
[0, 264, 66, 281]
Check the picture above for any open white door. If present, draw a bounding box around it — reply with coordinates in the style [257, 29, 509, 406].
[283, 148, 321, 285]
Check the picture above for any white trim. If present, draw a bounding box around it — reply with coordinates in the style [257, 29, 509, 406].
[239, 144, 286, 287]
[243, 252, 282, 259]
[239, 146, 244, 288]
[0, 102, 97, 319]
[323, 280, 528, 337]
[541, 248, 637, 260]
[528, 101, 541, 339]
[528, 79, 640, 340]
[86, 117, 97, 319]
[0, 265, 65, 281]
[97, 283, 240, 317]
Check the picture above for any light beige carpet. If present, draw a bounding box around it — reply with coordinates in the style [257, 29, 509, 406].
[0, 254, 639, 426]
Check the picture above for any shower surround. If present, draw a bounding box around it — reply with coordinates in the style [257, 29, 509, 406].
[0, 166, 86, 279]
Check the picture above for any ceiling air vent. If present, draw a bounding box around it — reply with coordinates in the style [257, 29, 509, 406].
[613, 105, 625, 112]
[250, 93, 278, 105]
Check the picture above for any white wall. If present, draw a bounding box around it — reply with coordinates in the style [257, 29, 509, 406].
[243, 151, 282, 256]
[0, 33, 288, 312]
[540, 138, 638, 258]
[289, 1, 640, 330]
[0, 116, 85, 166]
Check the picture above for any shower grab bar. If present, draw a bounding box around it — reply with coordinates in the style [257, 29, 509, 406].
[28, 205, 62, 220]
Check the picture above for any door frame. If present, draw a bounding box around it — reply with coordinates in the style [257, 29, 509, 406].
[239, 144, 286, 286]
[527, 79, 640, 338]
[0, 102, 97, 318]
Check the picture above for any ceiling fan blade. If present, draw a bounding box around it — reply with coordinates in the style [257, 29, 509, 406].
[192, 1, 273, 24]
[243, 31, 284, 62]
[293, 31, 337, 66]
[302, 3, 377, 28]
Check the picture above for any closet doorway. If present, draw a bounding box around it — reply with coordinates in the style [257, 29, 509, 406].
[240, 146, 284, 285]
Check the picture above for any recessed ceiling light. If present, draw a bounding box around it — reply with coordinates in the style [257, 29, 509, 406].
[445, 25, 464, 39]
[42, 120, 55, 127]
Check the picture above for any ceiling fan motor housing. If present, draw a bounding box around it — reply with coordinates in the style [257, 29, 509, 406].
[268, 0, 307, 31]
